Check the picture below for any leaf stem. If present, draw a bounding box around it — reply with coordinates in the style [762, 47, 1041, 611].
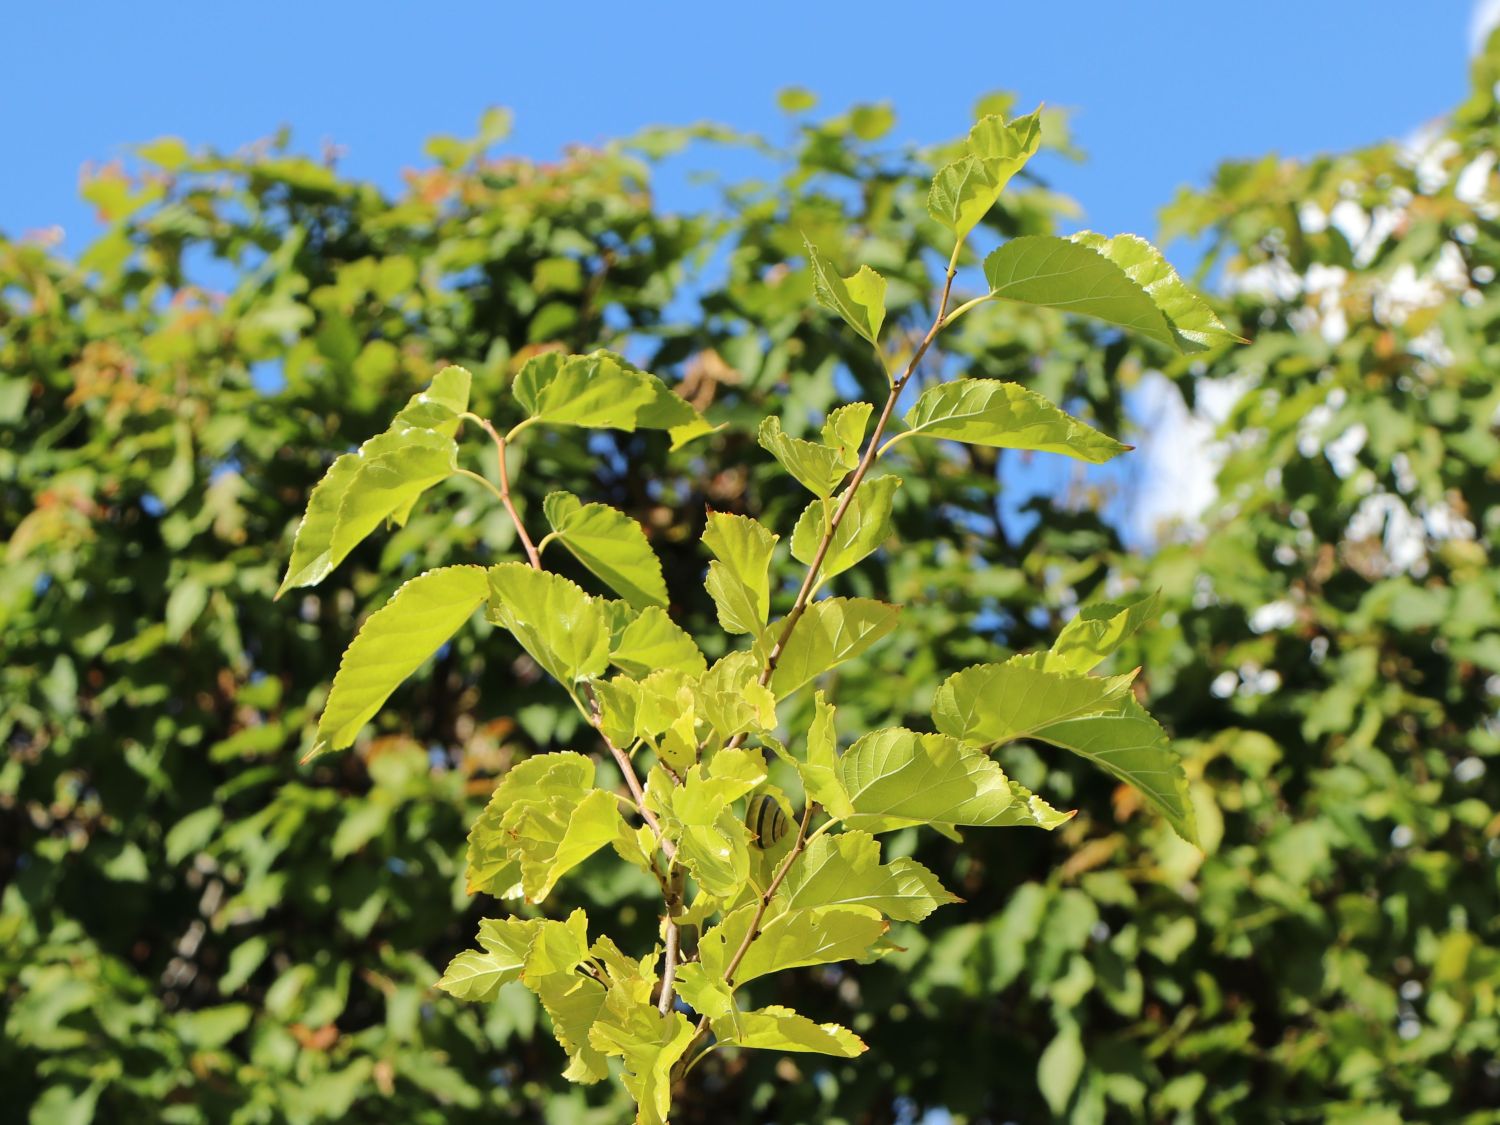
[461, 412, 542, 570]
[742, 240, 963, 711]
[681, 239, 967, 1077]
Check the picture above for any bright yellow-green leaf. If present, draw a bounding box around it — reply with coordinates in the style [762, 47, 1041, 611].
[672, 962, 734, 1020]
[1033, 696, 1199, 846]
[533, 972, 610, 1084]
[466, 752, 594, 897]
[837, 728, 1072, 838]
[506, 786, 626, 902]
[308, 565, 488, 760]
[821, 402, 873, 462]
[588, 999, 695, 1125]
[699, 904, 887, 986]
[931, 657, 1137, 746]
[794, 691, 851, 818]
[486, 563, 609, 686]
[805, 237, 887, 345]
[757, 597, 901, 699]
[436, 916, 542, 1001]
[900, 379, 1129, 464]
[702, 512, 778, 635]
[513, 350, 715, 449]
[694, 652, 777, 741]
[1045, 591, 1160, 674]
[928, 157, 1004, 239]
[713, 1004, 866, 1058]
[278, 367, 470, 596]
[1069, 232, 1243, 351]
[777, 830, 959, 922]
[983, 233, 1239, 354]
[790, 475, 902, 582]
[608, 606, 706, 678]
[757, 416, 858, 498]
[967, 108, 1042, 174]
[542, 492, 669, 609]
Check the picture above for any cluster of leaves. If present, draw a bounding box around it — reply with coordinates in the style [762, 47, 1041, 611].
[276, 105, 1232, 1122]
[6, 44, 1498, 1125]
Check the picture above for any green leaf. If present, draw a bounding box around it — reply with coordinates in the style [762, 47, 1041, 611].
[756, 416, 858, 498]
[712, 1004, 866, 1058]
[1038, 1020, 1085, 1116]
[466, 752, 595, 897]
[925, 108, 1042, 239]
[930, 658, 1136, 746]
[278, 428, 457, 597]
[608, 605, 706, 678]
[694, 652, 777, 742]
[542, 492, 669, 609]
[837, 728, 1072, 838]
[804, 237, 887, 345]
[653, 750, 767, 898]
[778, 830, 958, 922]
[1045, 591, 1159, 674]
[506, 786, 627, 901]
[513, 350, 715, 449]
[702, 512, 778, 635]
[796, 691, 852, 818]
[757, 597, 901, 699]
[821, 402, 873, 462]
[1032, 696, 1199, 846]
[1069, 231, 1243, 350]
[588, 1000, 695, 1125]
[967, 108, 1042, 173]
[486, 563, 609, 687]
[899, 378, 1129, 464]
[982, 233, 1239, 353]
[308, 565, 488, 760]
[533, 973, 610, 1084]
[436, 916, 541, 1002]
[790, 475, 902, 581]
[699, 904, 887, 986]
[276, 366, 470, 597]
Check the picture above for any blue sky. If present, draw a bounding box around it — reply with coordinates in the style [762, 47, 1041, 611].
[0, 2, 1482, 252]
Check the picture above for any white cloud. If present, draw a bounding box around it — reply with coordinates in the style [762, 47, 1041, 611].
[1472, 0, 1500, 52]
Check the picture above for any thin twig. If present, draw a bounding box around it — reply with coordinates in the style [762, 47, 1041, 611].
[677, 252, 965, 1075]
[462, 412, 542, 569]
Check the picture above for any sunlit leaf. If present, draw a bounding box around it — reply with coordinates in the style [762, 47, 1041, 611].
[900, 378, 1129, 464]
[1033, 696, 1199, 846]
[308, 565, 488, 760]
[931, 657, 1136, 746]
[702, 512, 778, 635]
[790, 475, 902, 581]
[757, 597, 901, 699]
[542, 491, 669, 609]
[778, 830, 958, 921]
[805, 237, 887, 345]
[757, 416, 858, 498]
[608, 605, 706, 678]
[513, 350, 715, 449]
[486, 563, 610, 687]
[713, 1004, 866, 1058]
[1044, 591, 1159, 674]
[836, 727, 1072, 838]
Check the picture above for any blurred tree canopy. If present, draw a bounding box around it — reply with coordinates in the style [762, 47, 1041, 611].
[3, 39, 1499, 1125]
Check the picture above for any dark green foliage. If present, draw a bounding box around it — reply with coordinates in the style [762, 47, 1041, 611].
[4, 40, 1499, 1122]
